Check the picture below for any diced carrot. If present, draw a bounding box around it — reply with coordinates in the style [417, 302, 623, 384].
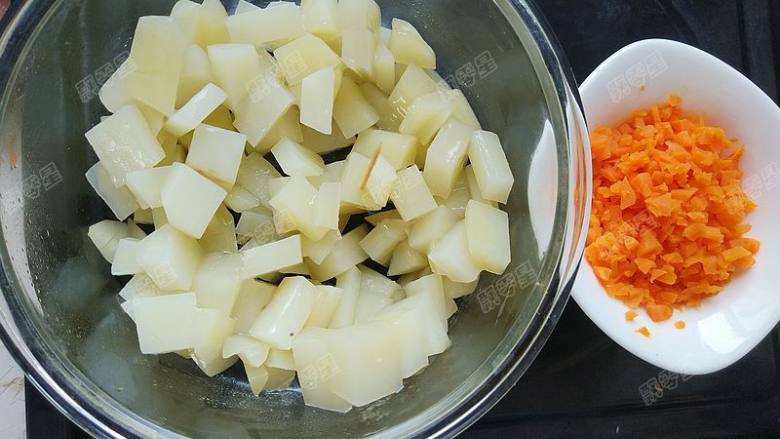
[625, 310, 638, 321]
[674, 321, 686, 329]
[637, 326, 651, 337]
[647, 304, 673, 322]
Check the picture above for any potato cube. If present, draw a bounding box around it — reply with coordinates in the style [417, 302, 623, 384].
[465, 164, 498, 207]
[86, 162, 139, 220]
[197, 0, 231, 46]
[266, 348, 296, 371]
[465, 200, 511, 274]
[126, 220, 147, 240]
[438, 173, 470, 218]
[304, 285, 343, 328]
[301, 0, 340, 42]
[427, 221, 480, 283]
[360, 82, 398, 131]
[186, 124, 247, 188]
[404, 273, 452, 331]
[132, 293, 199, 354]
[339, 152, 378, 210]
[448, 89, 481, 129]
[225, 185, 261, 212]
[292, 328, 353, 413]
[161, 163, 227, 239]
[359, 219, 406, 266]
[314, 182, 341, 230]
[328, 266, 361, 329]
[200, 204, 238, 253]
[111, 238, 142, 276]
[365, 209, 400, 226]
[364, 154, 398, 208]
[341, 28, 375, 78]
[388, 64, 438, 126]
[176, 44, 213, 108]
[353, 129, 417, 170]
[235, 0, 261, 14]
[138, 104, 165, 137]
[408, 205, 458, 253]
[250, 276, 317, 349]
[165, 83, 227, 137]
[354, 266, 403, 322]
[308, 224, 369, 281]
[387, 240, 428, 276]
[468, 130, 515, 204]
[226, 4, 304, 48]
[271, 138, 325, 177]
[444, 275, 479, 299]
[236, 208, 277, 245]
[98, 59, 135, 113]
[235, 154, 282, 208]
[240, 234, 303, 279]
[389, 165, 437, 221]
[372, 42, 396, 94]
[422, 119, 473, 198]
[192, 252, 242, 313]
[389, 18, 435, 69]
[137, 224, 202, 291]
[233, 74, 295, 147]
[300, 67, 337, 135]
[338, 0, 380, 31]
[302, 230, 341, 265]
[256, 108, 304, 154]
[269, 176, 329, 240]
[222, 334, 270, 368]
[191, 307, 238, 377]
[302, 124, 356, 154]
[152, 207, 168, 229]
[231, 279, 276, 333]
[85, 104, 165, 187]
[125, 166, 171, 210]
[118, 273, 162, 302]
[273, 34, 341, 85]
[207, 44, 263, 109]
[399, 91, 455, 145]
[244, 363, 269, 395]
[334, 77, 379, 138]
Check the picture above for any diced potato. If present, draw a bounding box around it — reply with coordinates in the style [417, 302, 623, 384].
[438, 173, 470, 218]
[428, 221, 480, 283]
[186, 124, 246, 189]
[257, 108, 304, 154]
[353, 129, 417, 171]
[207, 44, 263, 109]
[152, 207, 168, 228]
[292, 328, 352, 413]
[125, 16, 187, 116]
[338, 0, 380, 31]
[170, 0, 200, 42]
[341, 28, 375, 78]
[159, 132, 187, 165]
[165, 83, 227, 137]
[137, 224, 202, 291]
[226, 4, 304, 48]
[86, 162, 139, 220]
[360, 82, 398, 131]
[468, 130, 514, 204]
[223, 334, 270, 368]
[354, 266, 403, 322]
[444, 275, 479, 299]
[269, 176, 329, 240]
[387, 240, 427, 276]
[272, 138, 325, 177]
[240, 234, 303, 279]
[359, 219, 406, 266]
[266, 367, 296, 389]
[235, 154, 282, 208]
[191, 307, 237, 376]
[306, 285, 343, 328]
[364, 155, 398, 208]
[333, 77, 379, 138]
[423, 119, 473, 198]
[98, 59, 136, 113]
[300, 67, 337, 134]
[127, 220, 147, 240]
[365, 209, 400, 226]
[250, 276, 317, 349]
[372, 41, 395, 94]
[236, 208, 277, 245]
[200, 204, 238, 253]
[404, 273, 451, 331]
[244, 364, 270, 395]
[448, 89, 481, 129]
[280, 262, 311, 276]
[301, 230, 340, 265]
[234, 0, 262, 15]
[301, 0, 340, 42]
[85, 104, 165, 187]
[308, 161, 345, 190]
[266, 348, 296, 370]
[339, 152, 378, 210]
[232, 279, 276, 333]
[161, 163, 227, 239]
[302, 124, 356, 154]
[408, 205, 458, 253]
[388, 64, 438, 126]
[138, 104, 165, 137]
[176, 44, 213, 108]
[389, 165, 437, 221]
[192, 252, 242, 313]
[89, 220, 130, 263]
[465, 200, 511, 274]
[308, 224, 369, 281]
[273, 34, 341, 85]
[389, 18, 435, 69]
[399, 91, 455, 146]
[233, 74, 295, 147]
[313, 183, 341, 230]
[197, 0, 231, 47]
[125, 166, 171, 210]
[118, 273, 162, 302]
[111, 238, 142, 276]
[225, 185, 261, 212]
[465, 164, 498, 208]
[132, 293, 199, 354]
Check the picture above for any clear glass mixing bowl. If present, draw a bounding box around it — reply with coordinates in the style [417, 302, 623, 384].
[0, 0, 590, 437]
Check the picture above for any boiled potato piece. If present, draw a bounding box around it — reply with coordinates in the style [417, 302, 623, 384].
[438, 173, 470, 218]
[250, 276, 317, 349]
[304, 285, 343, 328]
[272, 138, 325, 177]
[364, 154, 398, 208]
[404, 273, 452, 329]
[269, 176, 329, 240]
[85, 104, 165, 187]
[302, 123, 356, 154]
[468, 130, 515, 204]
[132, 293, 200, 354]
[341, 28, 375, 78]
[225, 185, 261, 213]
[339, 152, 378, 210]
[244, 363, 270, 395]
[307, 224, 369, 281]
[233, 74, 295, 147]
[448, 89, 481, 129]
[301, 230, 341, 265]
[152, 207, 169, 229]
[266, 348, 296, 370]
[314, 183, 342, 231]
[354, 266, 403, 322]
[85, 162, 139, 221]
[329, 266, 361, 329]
[292, 328, 353, 413]
[334, 77, 379, 138]
[338, 0, 380, 31]
[236, 208, 276, 245]
[207, 43, 263, 109]
[125, 166, 171, 210]
[231, 279, 276, 333]
[192, 308, 237, 376]
[119, 273, 163, 302]
[137, 224, 202, 291]
[359, 219, 406, 266]
[408, 205, 458, 253]
[387, 240, 428, 276]
[301, 0, 340, 42]
[389, 18, 435, 69]
[465, 200, 511, 274]
[300, 67, 337, 134]
[98, 59, 135, 113]
[266, 367, 297, 390]
[111, 238, 142, 276]
[428, 221, 480, 283]
[223, 334, 270, 368]
[399, 91, 455, 146]
[388, 64, 438, 126]
[200, 204, 238, 253]
[360, 82, 398, 131]
[444, 275, 479, 299]
[273, 34, 341, 85]
[192, 252, 242, 313]
[176, 44, 213, 108]
[240, 234, 302, 279]
[353, 129, 417, 171]
[127, 220, 147, 240]
[161, 163, 227, 239]
[137, 104, 165, 137]
[465, 164, 498, 208]
[423, 119, 474, 198]
[365, 209, 400, 226]
[389, 165, 437, 221]
[197, 0, 231, 47]
[226, 3, 304, 48]
[256, 108, 304, 154]
[165, 83, 227, 137]
[235, 0, 261, 14]
[186, 124, 246, 188]
[235, 153, 282, 208]
[372, 41, 396, 94]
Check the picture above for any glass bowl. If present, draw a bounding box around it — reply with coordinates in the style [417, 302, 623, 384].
[0, 0, 590, 437]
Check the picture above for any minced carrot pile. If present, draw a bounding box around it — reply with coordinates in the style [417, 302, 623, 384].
[586, 96, 759, 323]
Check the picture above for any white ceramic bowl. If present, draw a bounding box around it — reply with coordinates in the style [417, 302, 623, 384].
[573, 39, 780, 375]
